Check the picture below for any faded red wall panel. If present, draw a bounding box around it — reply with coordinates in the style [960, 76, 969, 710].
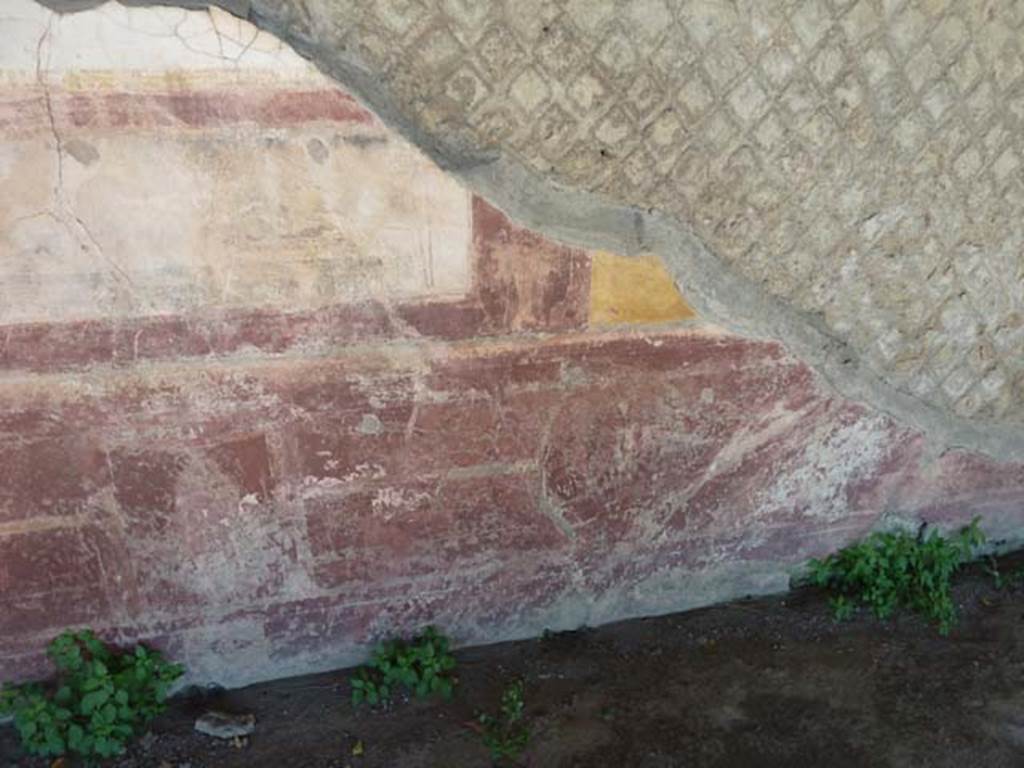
[3, 326, 1023, 687]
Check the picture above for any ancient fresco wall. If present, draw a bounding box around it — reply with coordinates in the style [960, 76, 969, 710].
[118, 0, 1024, 458]
[1, 1, 1022, 687]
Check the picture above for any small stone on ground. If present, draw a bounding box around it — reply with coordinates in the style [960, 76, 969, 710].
[194, 711, 256, 740]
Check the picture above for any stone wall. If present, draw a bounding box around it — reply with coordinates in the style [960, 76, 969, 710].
[2, 0, 1023, 687]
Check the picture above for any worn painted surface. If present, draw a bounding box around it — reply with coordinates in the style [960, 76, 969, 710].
[1, 1, 470, 324]
[4, 321, 1023, 687]
[233, 0, 1024, 436]
[590, 252, 696, 326]
[31, 0, 1024, 457]
[1, 2, 1023, 688]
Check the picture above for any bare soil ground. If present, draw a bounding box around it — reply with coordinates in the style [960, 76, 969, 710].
[4, 555, 1024, 768]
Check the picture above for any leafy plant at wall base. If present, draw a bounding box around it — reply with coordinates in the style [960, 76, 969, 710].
[808, 518, 985, 635]
[984, 556, 1024, 590]
[0, 629, 184, 761]
[350, 626, 457, 707]
[477, 680, 530, 764]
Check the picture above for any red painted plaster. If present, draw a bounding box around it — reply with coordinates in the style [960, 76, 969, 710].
[1, 87, 376, 137]
[2, 327, 1021, 685]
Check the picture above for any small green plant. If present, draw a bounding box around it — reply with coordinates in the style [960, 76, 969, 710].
[808, 518, 985, 635]
[350, 626, 457, 707]
[984, 555, 1024, 590]
[0, 629, 184, 761]
[477, 680, 530, 764]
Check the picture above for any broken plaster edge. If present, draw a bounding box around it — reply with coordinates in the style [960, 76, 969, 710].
[33, 0, 1024, 462]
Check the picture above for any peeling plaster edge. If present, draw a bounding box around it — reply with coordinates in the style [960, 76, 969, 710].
[34, 0, 1024, 461]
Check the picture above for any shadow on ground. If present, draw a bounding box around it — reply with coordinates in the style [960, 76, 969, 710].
[4, 556, 1024, 767]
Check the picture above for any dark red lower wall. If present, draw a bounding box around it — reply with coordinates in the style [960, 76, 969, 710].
[3, 326, 1022, 686]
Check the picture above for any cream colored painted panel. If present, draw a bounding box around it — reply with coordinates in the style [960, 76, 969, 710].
[0, 0, 472, 324]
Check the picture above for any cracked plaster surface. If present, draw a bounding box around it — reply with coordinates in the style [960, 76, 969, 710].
[25, 0, 1024, 458]
[2, 0, 472, 323]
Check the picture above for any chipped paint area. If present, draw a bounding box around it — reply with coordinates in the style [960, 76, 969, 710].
[754, 409, 895, 524]
[370, 487, 435, 521]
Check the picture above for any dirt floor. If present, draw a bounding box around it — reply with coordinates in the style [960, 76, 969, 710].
[4, 556, 1024, 768]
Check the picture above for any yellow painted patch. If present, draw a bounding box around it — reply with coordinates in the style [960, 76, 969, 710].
[589, 252, 696, 326]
